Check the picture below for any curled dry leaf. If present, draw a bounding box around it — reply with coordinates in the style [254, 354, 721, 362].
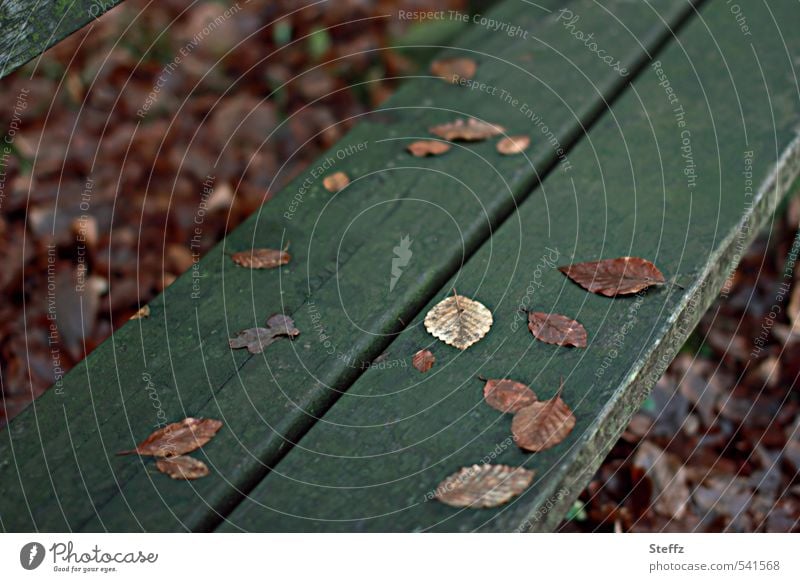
[412, 349, 436, 372]
[117, 417, 223, 457]
[435, 464, 535, 508]
[323, 171, 350, 193]
[483, 378, 538, 413]
[406, 140, 451, 157]
[527, 311, 587, 348]
[496, 135, 530, 155]
[229, 313, 300, 354]
[130, 305, 150, 320]
[430, 57, 477, 83]
[512, 382, 575, 452]
[559, 257, 665, 296]
[424, 290, 493, 350]
[231, 248, 290, 269]
[429, 118, 506, 142]
[156, 455, 210, 480]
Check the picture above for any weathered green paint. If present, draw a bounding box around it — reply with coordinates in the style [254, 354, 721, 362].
[0, 0, 126, 79]
[0, 0, 700, 531]
[219, 0, 800, 532]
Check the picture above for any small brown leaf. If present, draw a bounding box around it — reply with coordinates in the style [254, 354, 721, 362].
[496, 135, 530, 155]
[229, 313, 300, 354]
[412, 349, 436, 372]
[231, 248, 290, 269]
[559, 257, 665, 296]
[130, 305, 150, 320]
[430, 57, 477, 83]
[424, 290, 493, 350]
[156, 455, 210, 480]
[512, 382, 575, 452]
[429, 118, 506, 142]
[483, 379, 537, 413]
[406, 140, 451, 157]
[527, 311, 587, 348]
[435, 464, 535, 508]
[117, 418, 223, 457]
[323, 171, 350, 193]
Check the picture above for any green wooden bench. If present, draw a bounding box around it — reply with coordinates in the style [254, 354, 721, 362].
[2, 0, 799, 532]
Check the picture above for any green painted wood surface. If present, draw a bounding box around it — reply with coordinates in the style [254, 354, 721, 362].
[0, 0, 699, 532]
[219, 0, 800, 532]
[0, 0, 126, 79]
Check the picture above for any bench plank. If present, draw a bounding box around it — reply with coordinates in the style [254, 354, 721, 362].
[218, 0, 800, 532]
[0, 0, 126, 79]
[0, 0, 699, 532]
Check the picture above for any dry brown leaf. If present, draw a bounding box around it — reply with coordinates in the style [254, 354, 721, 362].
[130, 305, 150, 320]
[527, 311, 587, 348]
[229, 314, 300, 354]
[156, 455, 210, 480]
[435, 464, 535, 508]
[406, 140, 451, 157]
[323, 171, 350, 193]
[496, 135, 530, 155]
[429, 118, 506, 142]
[483, 378, 537, 413]
[430, 57, 477, 83]
[117, 418, 223, 457]
[559, 257, 665, 296]
[412, 349, 436, 372]
[424, 290, 493, 350]
[512, 382, 575, 452]
[231, 248, 290, 269]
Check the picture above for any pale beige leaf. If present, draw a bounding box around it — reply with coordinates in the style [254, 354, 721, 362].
[424, 291, 493, 350]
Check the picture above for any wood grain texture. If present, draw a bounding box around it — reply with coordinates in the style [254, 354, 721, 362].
[0, 0, 698, 532]
[218, 0, 800, 532]
[0, 0, 126, 79]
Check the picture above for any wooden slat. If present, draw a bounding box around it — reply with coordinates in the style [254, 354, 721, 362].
[0, 0, 126, 79]
[219, 0, 800, 532]
[0, 0, 699, 531]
